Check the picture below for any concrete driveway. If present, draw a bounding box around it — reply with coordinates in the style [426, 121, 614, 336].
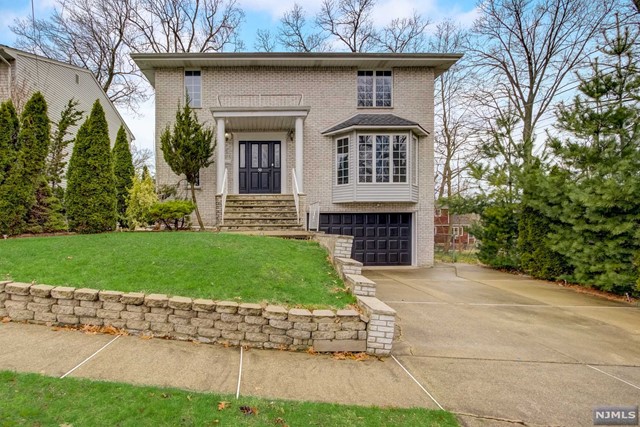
[364, 264, 640, 427]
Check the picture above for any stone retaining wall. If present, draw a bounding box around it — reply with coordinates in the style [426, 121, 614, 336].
[313, 233, 354, 261]
[0, 280, 395, 355]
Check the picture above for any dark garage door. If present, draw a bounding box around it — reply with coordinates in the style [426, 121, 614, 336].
[319, 213, 412, 266]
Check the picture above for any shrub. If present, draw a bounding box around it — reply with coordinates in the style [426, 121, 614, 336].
[65, 100, 117, 233]
[126, 171, 158, 229]
[147, 200, 195, 231]
[112, 126, 135, 228]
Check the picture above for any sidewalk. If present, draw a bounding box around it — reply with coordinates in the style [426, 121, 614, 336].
[0, 321, 438, 409]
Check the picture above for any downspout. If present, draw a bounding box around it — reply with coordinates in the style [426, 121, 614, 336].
[0, 52, 11, 100]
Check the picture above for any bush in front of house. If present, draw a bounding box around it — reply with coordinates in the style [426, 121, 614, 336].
[112, 125, 135, 229]
[65, 100, 117, 234]
[147, 200, 195, 230]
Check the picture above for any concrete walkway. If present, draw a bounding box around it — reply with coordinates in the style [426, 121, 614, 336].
[1, 263, 638, 426]
[0, 322, 438, 409]
[365, 264, 640, 427]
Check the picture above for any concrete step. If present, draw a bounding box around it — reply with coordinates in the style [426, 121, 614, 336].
[227, 194, 294, 202]
[224, 212, 297, 218]
[226, 201, 296, 207]
[224, 207, 297, 213]
[225, 209, 297, 215]
[224, 215, 298, 225]
[220, 223, 304, 231]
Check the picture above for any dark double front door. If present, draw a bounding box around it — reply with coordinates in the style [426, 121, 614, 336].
[239, 141, 281, 194]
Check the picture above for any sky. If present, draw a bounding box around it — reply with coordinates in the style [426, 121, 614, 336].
[0, 0, 479, 162]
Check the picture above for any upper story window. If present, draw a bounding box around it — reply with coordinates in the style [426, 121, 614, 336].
[357, 71, 392, 107]
[336, 137, 349, 185]
[185, 70, 201, 108]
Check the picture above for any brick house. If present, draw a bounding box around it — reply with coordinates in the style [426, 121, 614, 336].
[132, 52, 460, 267]
[0, 44, 133, 144]
[434, 207, 478, 250]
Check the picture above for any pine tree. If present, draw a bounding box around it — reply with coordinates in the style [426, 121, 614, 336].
[66, 100, 117, 233]
[160, 102, 214, 230]
[47, 99, 83, 200]
[112, 126, 135, 228]
[0, 100, 19, 186]
[0, 92, 51, 235]
[467, 110, 523, 269]
[533, 20, 640, 293]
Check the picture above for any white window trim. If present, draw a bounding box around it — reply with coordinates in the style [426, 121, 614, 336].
[184, 69, 202, 109]
[335, 136, 350, 186]
[356, 131, 411, 184]
[356, 70, 393, 108]
[412, 135, 418, 185]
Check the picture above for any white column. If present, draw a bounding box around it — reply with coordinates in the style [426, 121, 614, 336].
[295, 116, 304, 193]
[216, 118, 225, 193]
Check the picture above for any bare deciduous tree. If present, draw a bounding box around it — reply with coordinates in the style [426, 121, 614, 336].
[131, 144, 154, 175]
[254, 29, 277, 52]
[375, 11, 430, 53]
[278, 3, 329, 52]
[129, 0, 245, 53]
[11, 0, 146, 108]
[432, 21, 477, 202]
[316, 0, 377, 52]
[470, 0, 613, 162]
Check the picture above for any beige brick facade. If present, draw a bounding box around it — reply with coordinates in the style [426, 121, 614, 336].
[146, 54, 456, 267]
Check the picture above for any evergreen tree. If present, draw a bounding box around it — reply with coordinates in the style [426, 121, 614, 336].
[160, 102, 214, 231]
[25, 177, 67, 233]
[66, 100, 117, 233]
[47, 99, 83, 200]
[0, 100, 20, 186]
[533, 20, 640, 293]
[467, 110, 523, 269]
[112, 126, 135, 228]
[0, 92, 51, 235]
[126, 168, 158, 229]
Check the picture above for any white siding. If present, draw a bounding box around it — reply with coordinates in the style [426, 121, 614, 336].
[10, 52, 130, 144]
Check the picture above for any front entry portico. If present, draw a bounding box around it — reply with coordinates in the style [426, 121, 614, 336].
[211, 105, 309, 195]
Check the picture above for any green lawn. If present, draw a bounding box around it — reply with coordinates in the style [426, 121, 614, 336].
[0, 371, 458, 427]
[0, 232, 355, 308]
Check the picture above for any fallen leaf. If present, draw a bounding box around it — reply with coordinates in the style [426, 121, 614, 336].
[140, 335, 153, 340]
[1, 317, 10, 323]
[161, 393, 171, 399]
[240, 406, 259, 416]
[187, 395, 192, 401]
[306, 347, 317, 355]
[274, 417, 288, 425]
[218, 401, 230, 411]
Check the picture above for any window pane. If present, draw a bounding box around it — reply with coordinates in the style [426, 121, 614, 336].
[261, 144, 269, 167]
[240, 143, 245, 168]
[357, 71, 373, 107]
[336, 137, 349, 185]
[185, 70, 201, 108]
[375, 71, 392, 107]
[274, 143, 280, 168]
[393, 135, 407, 183]
[412, 137, 418, 185]
[358, 135, 373, 183]
[252, 144, 258, 168]
[376, 135, 389, 183]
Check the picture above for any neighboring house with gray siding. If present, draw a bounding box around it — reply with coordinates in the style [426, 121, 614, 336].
[0, 45, 133, 144]
[132, 52, 460, 267]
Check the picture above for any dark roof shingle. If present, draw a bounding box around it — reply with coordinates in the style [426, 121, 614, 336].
[322, 114, 428, 135]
